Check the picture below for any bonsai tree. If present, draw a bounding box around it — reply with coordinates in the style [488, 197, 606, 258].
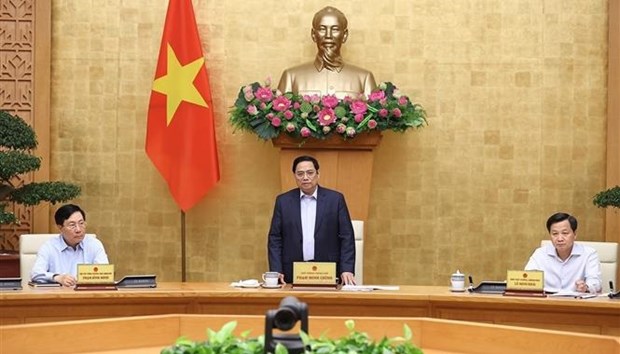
[593, 185, 620, 209]
[0, 110, 80, 225]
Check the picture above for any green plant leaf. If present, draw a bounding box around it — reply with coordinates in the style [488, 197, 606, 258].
[403, 324, 412, 341]
[0, 151, 41, 180]
[345, 319, 355, 332]
[0, 110, 37, 149]
[9, 182, 81, 206]
[593, 185, 620, 209]
[274, 343, 288, 354]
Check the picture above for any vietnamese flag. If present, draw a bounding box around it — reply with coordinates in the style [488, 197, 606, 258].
[146, 0, 219, 211]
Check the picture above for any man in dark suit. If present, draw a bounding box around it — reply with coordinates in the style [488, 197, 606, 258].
[268, 155, 356, 285]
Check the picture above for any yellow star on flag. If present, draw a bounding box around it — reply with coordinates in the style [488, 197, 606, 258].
[152, 43, 208, 125]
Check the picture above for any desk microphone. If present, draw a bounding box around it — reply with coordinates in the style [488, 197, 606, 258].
[467, 275, 475, 292]
[609, 281, 620, 299]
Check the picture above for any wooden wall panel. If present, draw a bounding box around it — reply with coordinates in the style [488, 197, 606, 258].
[607, 0, 620, 243]
[0, 0, 51, 250]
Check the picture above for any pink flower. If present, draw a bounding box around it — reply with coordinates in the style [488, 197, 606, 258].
[321, 95, 339, 108]
[345, 127, 356, 137]
[271, 117, 281, 127]
[368, 119, 377, 129]
[286, 123, 296, 132]
[266, 113, 275, 121]
[255, 87, 273, 102]
[317, 108, 336, 126]
[243, 85, 254, 101]
[313, 105, 320, 113]
[398, 96, 408, 106]
[336, 123, 346, 134]
[379, 98, 387, 107]
[350, 100, 367, 115]
[246, 105, 258, 115]
[354, 113, 364, 123]
[369, 90, 385, 101]
[391, 108, 402, 118]
[293, 102, 301, 109]
[259, 102, 266, 110]
[300, 127, 311, 137]
[272, 96, 291, 112]
[309, 94, 321, 104]
[379, 108, 388, 118]
[284, 110, 294, 120]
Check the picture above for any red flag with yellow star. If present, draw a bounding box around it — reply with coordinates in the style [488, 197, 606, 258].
[146, 0, 219, 211]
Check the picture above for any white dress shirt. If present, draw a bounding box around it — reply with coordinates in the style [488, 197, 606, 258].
[300, 189, 317, 261]
[30, 234, 109, 282]
[524, 242, 602, 293]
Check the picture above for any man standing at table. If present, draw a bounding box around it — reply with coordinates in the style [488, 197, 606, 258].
[524, 212, 601, 293]
[267, 155, 356, 285]
[31, 204, 109, 287]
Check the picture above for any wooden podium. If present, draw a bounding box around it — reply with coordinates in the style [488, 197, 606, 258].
[272, 131, 382, 221]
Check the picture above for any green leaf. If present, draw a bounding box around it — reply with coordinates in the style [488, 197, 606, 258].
[9, 182, 80, 206]
[0, 110, 37, 149]
[274, 343, 288, 354]
[300, 101, 313, 113]
[0, 151, 41, 180]
[403, 324, 412, 341]
[593, 185, 620, 208]
[356, 113, 372, 130]
[305, 118, 317, 132]
[345, 320, 355, 331]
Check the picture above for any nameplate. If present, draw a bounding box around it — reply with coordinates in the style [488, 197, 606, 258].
[293, 262, 337, 285]
[116, 274, 157, 288]
[77, 264, 115, 284]
[0, 277, 22, 291]
[504, 270, 545, 297]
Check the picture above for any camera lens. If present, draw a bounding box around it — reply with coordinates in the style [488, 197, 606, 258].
[274, 308, 297, 330]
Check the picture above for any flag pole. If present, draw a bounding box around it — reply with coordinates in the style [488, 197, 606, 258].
[181, 210, 186, 282]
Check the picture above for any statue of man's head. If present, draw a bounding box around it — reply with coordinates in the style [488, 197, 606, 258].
[311, 6, 349, 71]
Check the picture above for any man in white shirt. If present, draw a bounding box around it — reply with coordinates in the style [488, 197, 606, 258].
[525, 212, 601, 293]
[30, 204, 109, 287]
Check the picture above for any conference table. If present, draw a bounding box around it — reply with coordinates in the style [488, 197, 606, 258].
[1, 282, 618, 336]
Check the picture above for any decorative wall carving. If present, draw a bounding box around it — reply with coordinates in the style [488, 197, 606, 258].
[0, 0, 35, 250]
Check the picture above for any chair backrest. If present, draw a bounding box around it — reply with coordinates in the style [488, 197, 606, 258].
[540, 240, 618, 284]
[19, 233, 97, 283]
[352, 220, 364, 285]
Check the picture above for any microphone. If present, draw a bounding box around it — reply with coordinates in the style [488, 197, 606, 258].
[467, 275, 475, 292]
[609, 281, 620, 299]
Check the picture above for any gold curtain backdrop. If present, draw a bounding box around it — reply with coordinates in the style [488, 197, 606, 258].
[48, 0, 609, 284]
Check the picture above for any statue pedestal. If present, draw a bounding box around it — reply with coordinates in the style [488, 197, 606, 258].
[272, 131, 382, 221]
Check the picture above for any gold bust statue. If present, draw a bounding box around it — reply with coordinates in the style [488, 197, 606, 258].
[277, 6, 377, 99]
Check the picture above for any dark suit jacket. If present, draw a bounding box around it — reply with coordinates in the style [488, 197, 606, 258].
[267, 186, 355, 283]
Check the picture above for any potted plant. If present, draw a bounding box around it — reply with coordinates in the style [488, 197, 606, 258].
[161, 320, 423, 354]
[0, 110, 80, 249]
[593, 185, 620, 209]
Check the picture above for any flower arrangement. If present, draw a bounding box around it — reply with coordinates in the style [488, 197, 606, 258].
[229, 79, 427, 141]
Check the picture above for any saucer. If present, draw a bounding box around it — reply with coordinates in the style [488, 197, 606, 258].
[450, 288, 466, 292]
[261, 284, 282, 289]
